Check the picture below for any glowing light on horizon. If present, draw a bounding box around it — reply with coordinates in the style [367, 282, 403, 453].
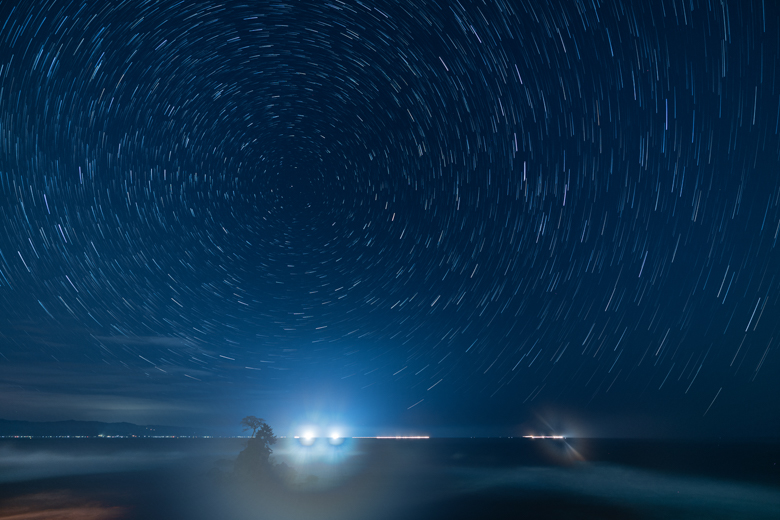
[352, 436, 430, 439]
[297, 430, 317, 446]
[523, 435, 566, 439]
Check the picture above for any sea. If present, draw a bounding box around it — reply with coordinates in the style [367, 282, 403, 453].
[0, 437, 777, 519]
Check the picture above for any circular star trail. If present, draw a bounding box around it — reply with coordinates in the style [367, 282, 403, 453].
[0, 0, 778, 429]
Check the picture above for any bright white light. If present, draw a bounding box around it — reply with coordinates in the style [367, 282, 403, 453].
[330, 432, 340, 440]
[352, 436, 430, 439]
[298, 430, 316, 446]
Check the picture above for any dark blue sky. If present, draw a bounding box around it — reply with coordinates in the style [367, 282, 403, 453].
[0, 0, 777, 437]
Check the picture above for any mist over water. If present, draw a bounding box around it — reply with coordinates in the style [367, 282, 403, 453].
[0, 438, 777, 520]
[0, 438, 244, 483]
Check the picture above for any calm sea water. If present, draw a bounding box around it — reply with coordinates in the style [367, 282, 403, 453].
[0, 438, 777, 519]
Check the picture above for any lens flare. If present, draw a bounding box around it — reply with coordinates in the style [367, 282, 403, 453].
[298, 431, 316, 446]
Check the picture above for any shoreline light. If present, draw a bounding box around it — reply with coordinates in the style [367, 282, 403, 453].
[523, 435, 566, 439]
[352, 436, 430, 439]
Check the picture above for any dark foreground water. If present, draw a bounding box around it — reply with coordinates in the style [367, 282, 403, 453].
[0, 438, 778, 519]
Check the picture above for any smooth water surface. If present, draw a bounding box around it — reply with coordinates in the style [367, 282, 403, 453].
[0, 438, 777, 519]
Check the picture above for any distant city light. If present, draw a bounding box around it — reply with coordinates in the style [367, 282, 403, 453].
[292, 435, 430, 440]
[523, 435, 566, 439]
[352, 436, 430, 439]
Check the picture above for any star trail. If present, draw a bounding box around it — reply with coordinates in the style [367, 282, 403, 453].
[0, 0, 777, 435]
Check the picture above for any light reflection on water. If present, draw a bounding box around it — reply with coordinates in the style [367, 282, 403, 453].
[0, 439, 777, 520]
[0, 492, 128, 520]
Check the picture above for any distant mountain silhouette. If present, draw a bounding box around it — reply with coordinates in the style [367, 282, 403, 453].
[0, 418, 214, 437]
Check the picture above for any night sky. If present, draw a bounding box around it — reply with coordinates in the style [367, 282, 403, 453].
[0, 0, 778, 438]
